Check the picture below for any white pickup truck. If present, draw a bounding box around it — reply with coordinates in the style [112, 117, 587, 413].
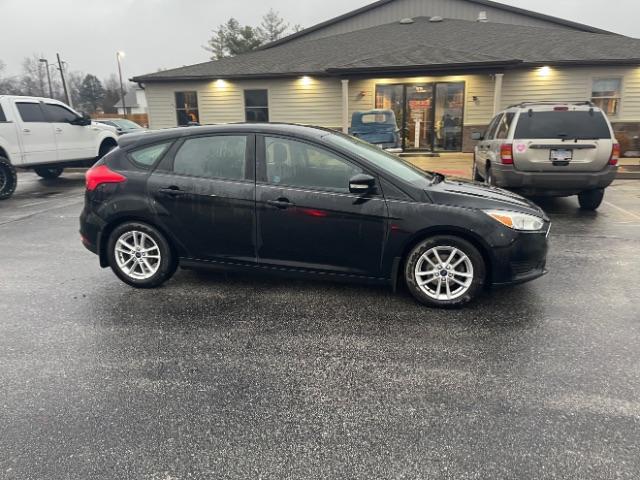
[0, 95, 119, 199]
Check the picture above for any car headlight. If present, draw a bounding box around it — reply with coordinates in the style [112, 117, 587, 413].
[484, 209, 545, 231]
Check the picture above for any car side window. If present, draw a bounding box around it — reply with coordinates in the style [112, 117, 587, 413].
[264, 137, 362, 193]
[0, 105, 6, 122]
[43, 104, 77, 123]
[129, 142, 172, 168]
[485, 114, 502, 140]
[495, 113, 515, 139]
[16, 103, 46, 122]
[173, 135, 247, 181]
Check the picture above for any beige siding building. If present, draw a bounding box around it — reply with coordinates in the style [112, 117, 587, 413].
[135, 0, 640, 155]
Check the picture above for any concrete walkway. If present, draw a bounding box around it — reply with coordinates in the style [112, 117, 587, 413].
[404, 154, 640, 180]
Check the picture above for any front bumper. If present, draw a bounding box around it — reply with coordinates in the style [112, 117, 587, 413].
[490, 226, 550, 286]
[492, 164, 617, 195]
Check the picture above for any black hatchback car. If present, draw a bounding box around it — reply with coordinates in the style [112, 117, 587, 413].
[80, 124, 550, 308]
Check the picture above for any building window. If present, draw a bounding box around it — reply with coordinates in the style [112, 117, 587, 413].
[592, 78, 621, 115]
[244, 89, 269, 122]
[175, 91, 199, 126]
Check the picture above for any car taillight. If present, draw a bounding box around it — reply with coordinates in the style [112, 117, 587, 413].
[500, 144, 514, 165]
[85, 165, 126, 191]
[609, 143, 620, 166]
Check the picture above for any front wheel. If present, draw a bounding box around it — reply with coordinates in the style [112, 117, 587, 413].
[107, 222, 177, 288]
[34, 166, 64, 179]
[404, 236, 486, 308]
[578, 189, 605, 211]
[0, 157, 18, 200]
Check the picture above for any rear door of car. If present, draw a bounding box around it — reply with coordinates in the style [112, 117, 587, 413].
[255, 134, 387, 277]
[512, 108, 614, 172]
[147, 133, 257, 263]
[476, 113, 502, 169]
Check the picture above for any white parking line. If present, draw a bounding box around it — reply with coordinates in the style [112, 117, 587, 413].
[604, 201, 640, 221]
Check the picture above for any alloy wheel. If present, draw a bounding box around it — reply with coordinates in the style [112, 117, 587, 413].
[114, 230, 162, 280]
[414, 246, 474, 301]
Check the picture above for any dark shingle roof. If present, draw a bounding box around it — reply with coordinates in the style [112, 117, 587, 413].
[133, 17, 640, 82]
[263, 0, 614, 49]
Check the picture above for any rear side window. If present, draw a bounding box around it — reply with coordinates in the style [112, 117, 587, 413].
[0, 105, 6, 122]
[514, 111, 611, 139]
[43, 103, 77, 123]
[17, 103, 46, 122]
[495, 112, 515, 139]
[129, 142, 172, 168]
[173, 135, 247, 180]
[485, 114, 502, 139]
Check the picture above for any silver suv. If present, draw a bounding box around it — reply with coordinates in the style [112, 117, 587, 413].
[472, 102, 619, 210]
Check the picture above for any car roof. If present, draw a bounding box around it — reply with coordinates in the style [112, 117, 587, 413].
[117, 123, 335, 149]
[502, 102, 603, 114]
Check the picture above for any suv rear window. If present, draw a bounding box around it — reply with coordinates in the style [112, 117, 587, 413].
[514, 111, 611, 140]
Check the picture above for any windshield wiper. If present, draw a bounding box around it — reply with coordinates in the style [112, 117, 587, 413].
[430, 172, 446, 184]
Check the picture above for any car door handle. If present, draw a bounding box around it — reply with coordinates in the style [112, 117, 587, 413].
[22, 128, 31, 133]
[158, 186, 186, 197]
[55, 127, 63, 133]
[266, 198, 294, 209]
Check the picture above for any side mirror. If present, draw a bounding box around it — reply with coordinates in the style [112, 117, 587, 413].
[471, 131, 484, 141]
[349, 173, 376, 194]
[71, 113, 92, 126]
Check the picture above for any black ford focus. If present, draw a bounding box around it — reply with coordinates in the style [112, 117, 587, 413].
[80, 124, 549, 308]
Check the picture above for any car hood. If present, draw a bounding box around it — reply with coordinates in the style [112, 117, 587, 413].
[91, 121, 117, 134]
[426, 178, 548, 220]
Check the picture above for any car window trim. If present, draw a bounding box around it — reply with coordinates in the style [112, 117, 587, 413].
[157, 132, 255, 183]
[255, 133, 380, 196]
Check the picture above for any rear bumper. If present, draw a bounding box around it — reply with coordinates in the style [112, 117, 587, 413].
[490, 227, 550, 286]
[492, 164, 617, 195]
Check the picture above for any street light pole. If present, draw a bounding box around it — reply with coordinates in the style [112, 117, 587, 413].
[116, 51, 127, 119]
[57, 53, 72, 107]
[39, 58, 53, 98]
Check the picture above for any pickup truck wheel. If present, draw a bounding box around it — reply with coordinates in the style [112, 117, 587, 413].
[0, 157, 18, 200]
[34, 166, 64, 179]
[578, 188, 605, 211]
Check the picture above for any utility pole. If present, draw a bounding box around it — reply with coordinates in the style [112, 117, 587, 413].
[116, 51, 127, 118]
[39, 58, 53, 98]
[57, 53, 72, 107]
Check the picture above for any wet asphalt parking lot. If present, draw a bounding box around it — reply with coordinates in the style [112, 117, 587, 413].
[1, 171, 639, 479]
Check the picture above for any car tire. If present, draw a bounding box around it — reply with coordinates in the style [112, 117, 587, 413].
[404, 235, 486, 308]
[34, 166, 64, 179]
[472, 157, 483, 181]
[578, 188, 605, 211]
[485, 166, 495, 186]
[0, 156, 18, 201]
[107, 222, 177, 288]
[98, 141, 117, 159]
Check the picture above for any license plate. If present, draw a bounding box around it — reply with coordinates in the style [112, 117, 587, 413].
[550, 149, 573, 161]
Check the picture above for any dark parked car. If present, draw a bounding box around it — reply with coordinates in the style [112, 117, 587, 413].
[95, 118, 145, 135]
[80, 124, 550, 308]
[349, 109, 402, 152]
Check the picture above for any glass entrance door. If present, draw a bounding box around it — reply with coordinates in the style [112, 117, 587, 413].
[406, 84, 434, 150]
[375, 81, 465, 152]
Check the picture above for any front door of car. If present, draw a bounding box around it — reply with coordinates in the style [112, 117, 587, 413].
[42, 103, 96, 160]
[255, 135, 387, 277]
[14, 102, 57, 165]
[147, 133, 256, 263]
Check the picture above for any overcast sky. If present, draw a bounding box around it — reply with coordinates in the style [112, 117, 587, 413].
[1, 0, 638, 82]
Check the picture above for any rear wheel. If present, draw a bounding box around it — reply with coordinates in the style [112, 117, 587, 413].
[485, 166, 495, 186]
[404, 235, 486, 308]
[34, 166, 64, 179]
[107, 222, 177, 288]
[0, 157, 18, 200]
[578, 188, 605, 211]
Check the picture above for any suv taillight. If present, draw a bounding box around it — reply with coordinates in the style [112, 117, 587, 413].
[85, 165, 126, 191]
[609, 143, 620, 166]
[500, 144, 514, 165]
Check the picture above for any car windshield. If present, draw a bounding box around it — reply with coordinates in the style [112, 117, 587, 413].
[514, 111, 611, 139]
[324, 132, 434, 186]
[110, 119, 142, 129]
